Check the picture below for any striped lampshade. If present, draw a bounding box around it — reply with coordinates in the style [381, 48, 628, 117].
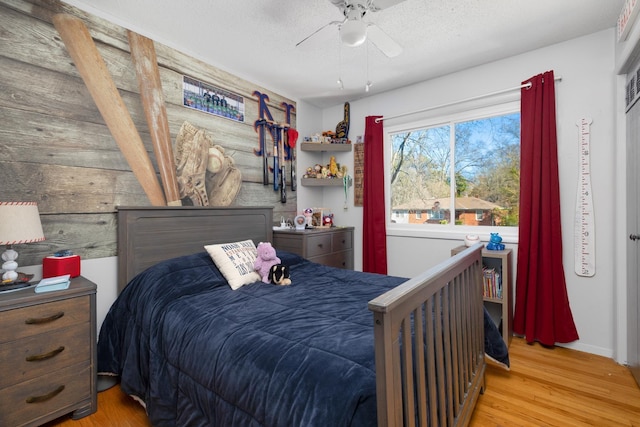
[0, 202, 45, 245]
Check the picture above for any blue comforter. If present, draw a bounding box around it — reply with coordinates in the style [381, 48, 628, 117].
[98, 250, 508, 426]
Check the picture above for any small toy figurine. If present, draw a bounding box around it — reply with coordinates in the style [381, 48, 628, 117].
[304, 208, 313, 227]
[335, 102, 350, 140]
[268, 264, 291, 286]
[486, 233, 505, 251]
[329, 156, 338, 176]
[323, 213, 334, 227]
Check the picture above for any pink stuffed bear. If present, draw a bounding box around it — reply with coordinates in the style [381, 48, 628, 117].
[254, 242, 281, 284]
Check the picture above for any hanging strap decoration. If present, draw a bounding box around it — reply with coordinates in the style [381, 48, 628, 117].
[343, 174, 352, 210]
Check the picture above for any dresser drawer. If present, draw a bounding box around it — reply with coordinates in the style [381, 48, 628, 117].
[0, 322, 90, 389]
[311, 251, 353, 270]
[306, 234, 332, 257]
[0, 362, 91, 427]
[0, 296, 90, 344]
[331, 230, 352, 252]
[273, 227, 355, 270]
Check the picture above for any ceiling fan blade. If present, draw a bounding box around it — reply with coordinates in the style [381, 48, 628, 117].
[367, 24, 402, 57]
[369, 0, 407, 12]
[295, 20, 342, 48]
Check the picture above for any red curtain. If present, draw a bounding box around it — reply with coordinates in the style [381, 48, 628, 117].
[513, 70, 579, 345]
[362, 116, 387, 274]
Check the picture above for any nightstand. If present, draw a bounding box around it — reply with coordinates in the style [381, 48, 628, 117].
[0, 276, 97, 426]
[273, 227, 354, 269]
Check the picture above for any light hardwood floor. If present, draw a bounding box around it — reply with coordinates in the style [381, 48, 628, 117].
[45, 337, 640, 426]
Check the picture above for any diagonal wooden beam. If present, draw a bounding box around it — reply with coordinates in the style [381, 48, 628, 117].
[127, 31, 181, 206]
[52, 13, 166, 206]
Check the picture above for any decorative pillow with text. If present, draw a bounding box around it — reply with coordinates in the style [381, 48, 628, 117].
[204, 240, 261, 290]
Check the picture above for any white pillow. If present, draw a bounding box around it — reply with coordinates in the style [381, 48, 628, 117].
[204, 240, 261, 290]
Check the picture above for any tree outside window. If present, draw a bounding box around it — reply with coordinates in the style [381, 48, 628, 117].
[390, 111, 520, 228]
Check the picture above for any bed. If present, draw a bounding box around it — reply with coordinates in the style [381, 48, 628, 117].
[98, 206, 506, 426]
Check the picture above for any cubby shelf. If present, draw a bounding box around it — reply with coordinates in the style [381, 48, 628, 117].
[452, 245, 513, 347]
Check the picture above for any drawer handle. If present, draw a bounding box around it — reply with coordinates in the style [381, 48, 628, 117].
[26, 346, 65, 362]
[317, 243, 323, 248]
[26, 385, 65, 404]
[25, 311, 64, 325]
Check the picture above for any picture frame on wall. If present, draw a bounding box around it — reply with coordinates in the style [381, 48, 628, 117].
[183, 75, 245, 122]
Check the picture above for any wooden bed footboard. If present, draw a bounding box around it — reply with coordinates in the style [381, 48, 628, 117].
[368, 243, 485, 427]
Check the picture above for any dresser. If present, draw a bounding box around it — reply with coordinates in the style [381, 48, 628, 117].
[273, 227, 354, 270]
[0, 276, 97, 426]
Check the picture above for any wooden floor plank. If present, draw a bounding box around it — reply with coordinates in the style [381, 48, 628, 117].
[44, 337, 640, 426]
[471, 338, 640, 427]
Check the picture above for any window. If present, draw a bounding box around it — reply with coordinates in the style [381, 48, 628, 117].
[430, 209, 445, 220]
[389, 106, 520, 230]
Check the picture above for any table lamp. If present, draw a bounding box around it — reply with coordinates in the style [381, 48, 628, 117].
[0, 202, 45, 282]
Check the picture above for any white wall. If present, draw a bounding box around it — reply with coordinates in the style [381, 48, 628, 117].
[316, 29, 621, 359]
[291, 100, 324, 219]
[21, 257, 118, 335]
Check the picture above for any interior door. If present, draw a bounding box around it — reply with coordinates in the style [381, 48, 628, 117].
[626, 72, 640, 387]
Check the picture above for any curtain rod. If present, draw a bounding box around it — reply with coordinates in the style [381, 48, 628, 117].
[375, 76, 562, 123]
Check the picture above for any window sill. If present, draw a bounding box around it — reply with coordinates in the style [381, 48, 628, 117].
[386, 225, 519, 245]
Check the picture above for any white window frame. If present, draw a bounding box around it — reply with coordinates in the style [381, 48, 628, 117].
[385, 100, 520, 243]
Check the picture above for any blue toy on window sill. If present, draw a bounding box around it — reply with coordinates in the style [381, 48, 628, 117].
[486, 233, 505, 251]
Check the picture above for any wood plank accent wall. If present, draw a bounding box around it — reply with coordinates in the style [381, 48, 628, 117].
[0, 0, 297, 267]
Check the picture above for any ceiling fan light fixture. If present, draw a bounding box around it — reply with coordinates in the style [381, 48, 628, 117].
[340, 19, 367, 47]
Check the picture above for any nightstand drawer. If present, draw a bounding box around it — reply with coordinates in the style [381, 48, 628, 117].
[306, 234, 332, 257]
[0, 322, 90, 389]
[0, 362, 91, 427]
[331, 230, 352, 252]
[0, 296, 90, 344]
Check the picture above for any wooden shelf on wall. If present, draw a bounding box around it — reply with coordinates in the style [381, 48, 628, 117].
[301, 178, 345, 187]
[300, 143, 352, 152]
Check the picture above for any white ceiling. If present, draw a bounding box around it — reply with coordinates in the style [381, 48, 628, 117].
[64, 0, 625, 109]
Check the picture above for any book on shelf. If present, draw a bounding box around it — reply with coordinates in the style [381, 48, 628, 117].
[482, 267, 502, 299]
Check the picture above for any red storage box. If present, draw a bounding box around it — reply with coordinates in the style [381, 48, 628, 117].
[43, 255, 81, 278]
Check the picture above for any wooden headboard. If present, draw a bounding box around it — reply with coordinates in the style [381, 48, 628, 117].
[117, 206, 273, 293]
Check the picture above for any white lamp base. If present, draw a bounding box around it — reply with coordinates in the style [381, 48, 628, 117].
[2, 247, 19, 282]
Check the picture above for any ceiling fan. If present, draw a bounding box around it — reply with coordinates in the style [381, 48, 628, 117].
[295, 0, 406, 58]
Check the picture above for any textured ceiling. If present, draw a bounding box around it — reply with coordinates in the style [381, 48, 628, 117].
[64, 0, 625, 108]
